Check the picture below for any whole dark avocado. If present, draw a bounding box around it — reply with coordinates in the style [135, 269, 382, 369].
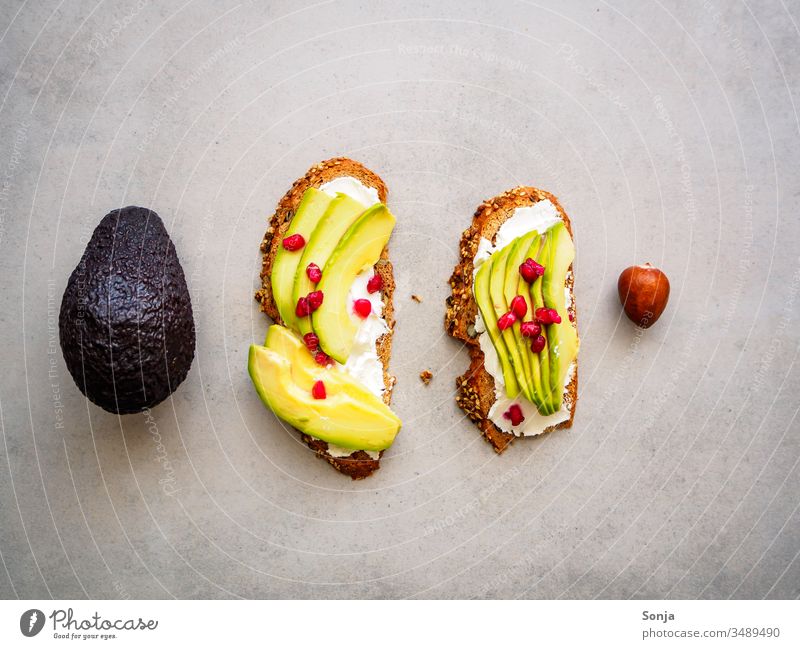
[59, 206, 195, 414]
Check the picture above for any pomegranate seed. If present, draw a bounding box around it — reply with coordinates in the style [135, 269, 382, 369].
[531, 335, 547, 354]
[314, 351, 332, 366]
[307, 290, 324, 312]
[306, 263, 322, 283]
[519, 258, 545, 283]
[535, 307, 555, 324]
[353, 299, 372, 318]
[519, 262, 535, 283]
[303, 332, 319, 351]
[503, 404, 525, 426]
[534, 307, 562, 325]
[366, 274, 383, 294]
[520, 321, 542, 338]
[569, 312, 575, 322]
[497, 311, 517, 331]
[510, 295, 527, 318]
[282, 234, 305, 251]
[295, 297, 310, 317]
[311, 380, 326, 400]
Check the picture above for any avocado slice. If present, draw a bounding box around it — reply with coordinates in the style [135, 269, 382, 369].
[508, 229, 555, 412]
[470, 222, 577, 417]
[540, 222, 578, 411]
[528, 232, 557, 415]
[293, 196, 373, 336]
[473, 253, 521, 399]
[519, 232, 551, 413]
[474, 253, 521, 398]
[271, 188, 333, 330]
[248, 344, 401, 452]
[312, 204, 396, 363]
[263, 324, 390, 411]
[488, 241, 534, 401]
[502, 233, 541, 403]
[59, 206, 195, 414]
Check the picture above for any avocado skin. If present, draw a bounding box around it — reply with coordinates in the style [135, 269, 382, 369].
[59, 206, 195, 414]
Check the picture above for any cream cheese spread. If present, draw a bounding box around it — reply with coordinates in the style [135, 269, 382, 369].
[473, 199, 576, 437]
[319, 176, 379, 208]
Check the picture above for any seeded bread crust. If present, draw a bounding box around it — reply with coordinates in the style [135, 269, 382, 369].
[255, 158, 396, 479]
[445, 187, 578, 453]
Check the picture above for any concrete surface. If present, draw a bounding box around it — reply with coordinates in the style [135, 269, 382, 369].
[0, 0, 798, 599]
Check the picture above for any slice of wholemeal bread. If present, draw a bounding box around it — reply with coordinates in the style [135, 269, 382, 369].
[445, 187, 578, 453]
[255, 158, 396, 479]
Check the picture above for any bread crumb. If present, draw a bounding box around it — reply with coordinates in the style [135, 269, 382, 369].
[419, 370, 433, 385]
[411, 294, 423, 303]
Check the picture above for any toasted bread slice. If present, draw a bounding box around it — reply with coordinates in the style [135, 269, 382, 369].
[445, 187, 578, 453]
[255, 158, 396, 479]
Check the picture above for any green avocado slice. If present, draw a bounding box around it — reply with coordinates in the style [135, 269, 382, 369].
[541, 222, 578, 411]
[312, 204, 395, 363]
[528, 232, 557, 415]
[471, 220, 578, 417]
[514, 230, 554, 413]
[248, 344, 401, 452]
[292, 194, 369, 336]
[473, 253, 521, 399]
[263, 324, 395, 417]
[503, 232, 541, 403]
[271, 188, 334, 330]
[488, 242, 533, 401]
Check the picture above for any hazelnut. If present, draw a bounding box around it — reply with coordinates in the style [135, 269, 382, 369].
[617, 263, 670, 328]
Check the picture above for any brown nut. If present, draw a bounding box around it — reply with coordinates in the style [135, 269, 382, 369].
[617, 263, 670, 328]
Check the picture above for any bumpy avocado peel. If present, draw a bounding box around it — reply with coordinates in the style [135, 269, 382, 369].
[59, 206, 195, 414]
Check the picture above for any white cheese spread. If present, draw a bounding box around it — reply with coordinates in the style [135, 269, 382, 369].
[319, 176, 379, 208]
[473, 199, 576, 437]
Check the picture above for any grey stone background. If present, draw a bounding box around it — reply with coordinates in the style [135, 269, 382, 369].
[0, 0, 797, 599]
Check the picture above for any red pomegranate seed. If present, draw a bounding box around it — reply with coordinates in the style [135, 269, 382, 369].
[519, 258, 545, 283]
[306, 263, 322, 283]
[569, 312, 575, 322]
[295, 297, 310, 317]
[520, 321, 542, 338]
[510, 295, 527, 318]
[366, 274, 383, 294]
[353, 299, 372, 318]
[303, 332, 319, 351]
[530, 334, 547, 354]
[520, 262, 535, 283]
[307, 290, 324, 312]
[311, 380, 326, 400]
[535, 307, 558, 324]
[497, 311, 517, 331]
[502, 404, 525, 426]
[314, 351, 332, 367]
[282, 234, 305, 251]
